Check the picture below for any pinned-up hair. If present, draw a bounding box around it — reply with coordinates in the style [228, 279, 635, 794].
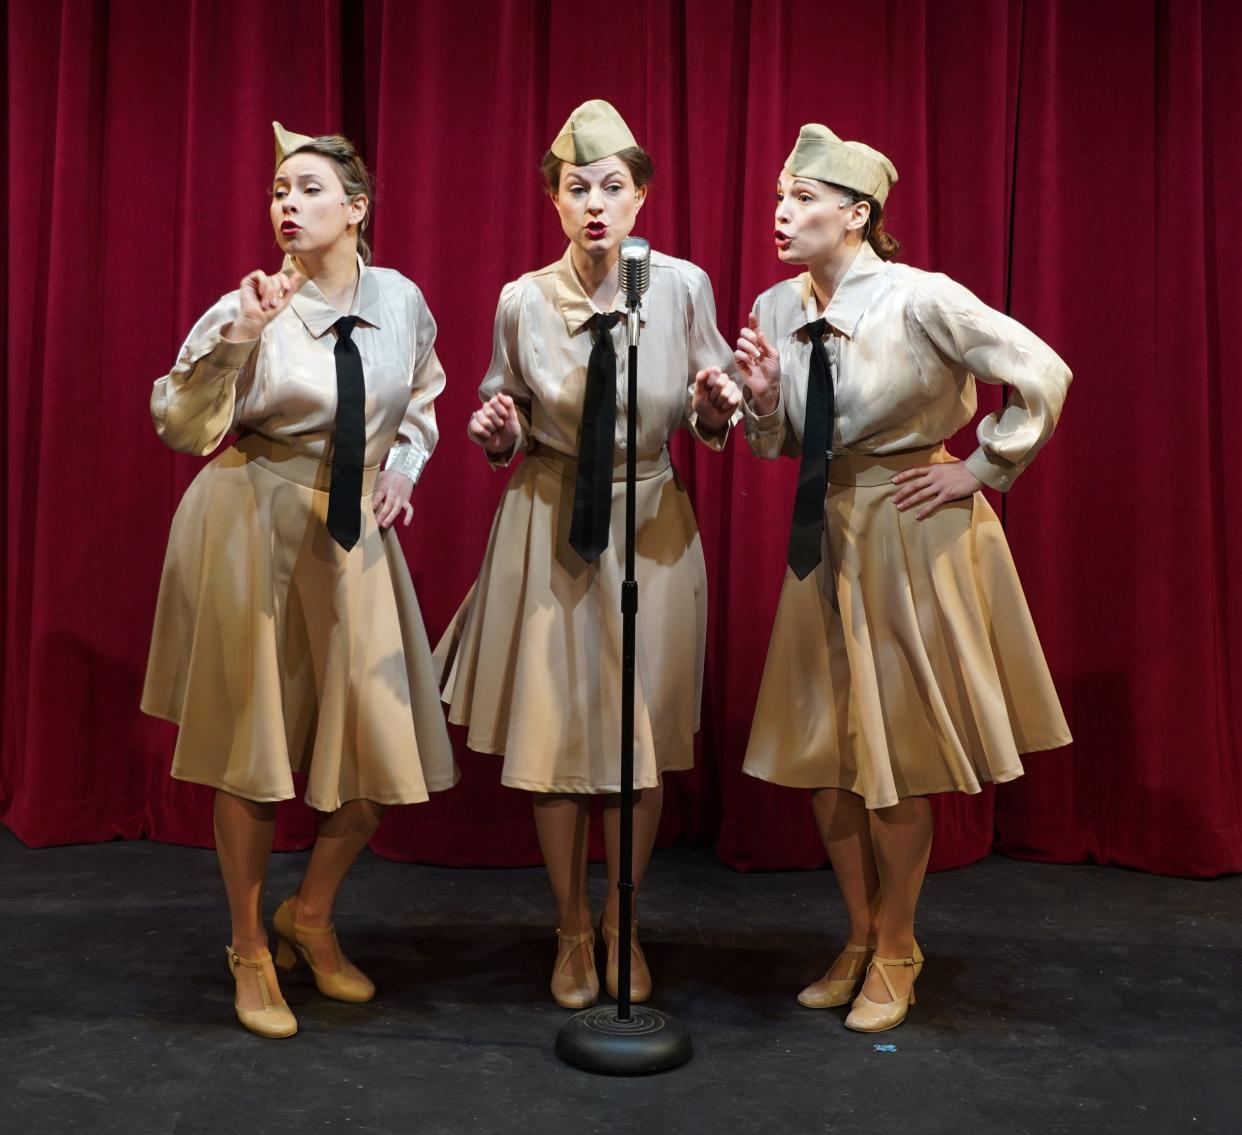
[279, 134, 376, 263]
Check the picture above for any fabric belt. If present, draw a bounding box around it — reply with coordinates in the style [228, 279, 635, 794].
[234, 432, 380, 495]
[827, 444, 951, 487]
[529, 440, 671, 483]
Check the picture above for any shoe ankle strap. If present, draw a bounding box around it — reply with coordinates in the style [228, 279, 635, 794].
[556, 927, 594, 947]
[599, 918, 638, 938]
[291, 921, 337, 937]
[868, 955, 917, 1002]
[226, 946, 281, 1009]
[226, 946, 272, 971]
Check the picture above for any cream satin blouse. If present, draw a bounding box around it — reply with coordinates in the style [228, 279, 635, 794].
[481, 247, 736, 464]
[745, 243, 1071, 490]
[151, 257, 443, 483]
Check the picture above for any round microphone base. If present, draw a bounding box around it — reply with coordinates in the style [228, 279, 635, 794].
[555, 1005, 692, 1076]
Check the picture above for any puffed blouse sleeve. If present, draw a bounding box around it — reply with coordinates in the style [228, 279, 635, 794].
[679, 265, 738, 451]
[385, 284, 445, 485]
[150, 292, 257, 455]
[908, 275, 1072, 491]
[477, 280, 533, 469]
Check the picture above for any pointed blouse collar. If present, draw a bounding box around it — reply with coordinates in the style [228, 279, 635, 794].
[554, 246, 649, 335]
[289, 254, 384, 338]
[799, 242, 890, 339]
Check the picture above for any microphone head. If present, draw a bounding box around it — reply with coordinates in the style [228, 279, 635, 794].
[618, 237, 651, 307]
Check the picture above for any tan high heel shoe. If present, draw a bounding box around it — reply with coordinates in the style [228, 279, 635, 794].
[272, 896, 375, 1004]
[600, 917, 652, 1003]
[844, 942, 925, 1033]
[225, 947, 297, 1038]
[797, 942, 874, 1009]
[551, 928, 599, 1009]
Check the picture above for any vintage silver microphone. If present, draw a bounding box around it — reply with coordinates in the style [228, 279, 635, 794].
[618, 237, 650, 347]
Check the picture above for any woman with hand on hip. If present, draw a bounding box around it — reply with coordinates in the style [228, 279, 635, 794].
[735, 124, 1071, 1032]
[435, 100, 741, 1010]
[142, 122, 456, 1038]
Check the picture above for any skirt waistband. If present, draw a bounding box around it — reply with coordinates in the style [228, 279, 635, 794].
[828, 445, 951, 487]
[234, 432, 380, 494]
[528, 441, 672, 482]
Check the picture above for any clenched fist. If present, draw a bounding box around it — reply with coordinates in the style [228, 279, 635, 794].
[224, 268, 306, 343]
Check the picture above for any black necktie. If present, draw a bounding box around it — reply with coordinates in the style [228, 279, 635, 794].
[570, 311, 622, 563]
[787, 318, 834, 580]
[326, 315, 365, 550]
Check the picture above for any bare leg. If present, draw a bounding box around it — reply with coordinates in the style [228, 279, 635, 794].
[533, 793, 593, 931]
[533, 793, 594, 989]
[214, 789, 280, 1012]
[862, 796, 933, 1002]
[601, 784, 664, 929]
[291, 798, 384, 974]
[810, 788, 880, 977]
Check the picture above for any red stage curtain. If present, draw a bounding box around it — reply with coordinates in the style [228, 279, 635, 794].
[1, 0, 346, 851]
[990, 0, 1242, 877]
[3, 1, 1238, 878]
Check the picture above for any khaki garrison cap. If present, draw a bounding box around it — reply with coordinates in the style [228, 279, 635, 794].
[273, 121, 316, 171]
[786, 123, 898, 205]
[549, 100, 639, 165]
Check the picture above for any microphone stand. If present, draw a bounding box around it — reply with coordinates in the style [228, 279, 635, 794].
[555, 256, 693, 1076]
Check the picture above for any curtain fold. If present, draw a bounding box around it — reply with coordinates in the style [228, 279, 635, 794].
[991, 0, 1242, 877]
[3, 0, 1236, 878]
[3, 0, 345, 851]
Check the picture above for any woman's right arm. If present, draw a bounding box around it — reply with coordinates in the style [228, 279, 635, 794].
[469, 281, 534, 468]
[150, 269, 301, 455]
[736, 299, 793, 460]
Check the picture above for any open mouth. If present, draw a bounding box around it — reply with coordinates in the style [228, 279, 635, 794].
[585, 222, 607, 239]
[774, 230, 792, 250]
[280, 222, 301, 236]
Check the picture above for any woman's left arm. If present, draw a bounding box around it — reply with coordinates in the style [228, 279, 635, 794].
[682, 267, 743, 449]
[893, 275, 1072, 519]
[376, 285, 445, 529]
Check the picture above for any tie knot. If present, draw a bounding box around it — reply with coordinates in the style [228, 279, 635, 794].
[802, 317, 829, 340]
[595, 311, 621, 332]
[334, 315, 359, 341]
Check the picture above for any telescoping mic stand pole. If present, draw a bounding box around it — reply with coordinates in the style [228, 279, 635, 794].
[555, 238, 692, 1075]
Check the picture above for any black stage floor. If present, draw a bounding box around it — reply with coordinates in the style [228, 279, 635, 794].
[2, 825, 1239, 1134]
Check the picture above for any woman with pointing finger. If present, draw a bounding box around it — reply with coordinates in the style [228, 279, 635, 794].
[142, 122, 456, 1038]
[734, 124, 1072, 1033]
[435, 100, 741, 1010]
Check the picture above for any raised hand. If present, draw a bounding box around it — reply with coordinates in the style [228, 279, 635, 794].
[734, 312, 781, 415]
[226, 268, 306, 342]
[692, 367, 744, 432]
[467, 392, 523, 454]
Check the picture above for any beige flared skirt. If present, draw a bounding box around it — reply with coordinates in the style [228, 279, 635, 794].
[141, 433, 458, 811]
[743, 445, 1071, 809]
[434, 445, 706, 793]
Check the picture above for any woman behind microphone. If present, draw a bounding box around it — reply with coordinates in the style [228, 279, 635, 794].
[435, 100, 741, 1009]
